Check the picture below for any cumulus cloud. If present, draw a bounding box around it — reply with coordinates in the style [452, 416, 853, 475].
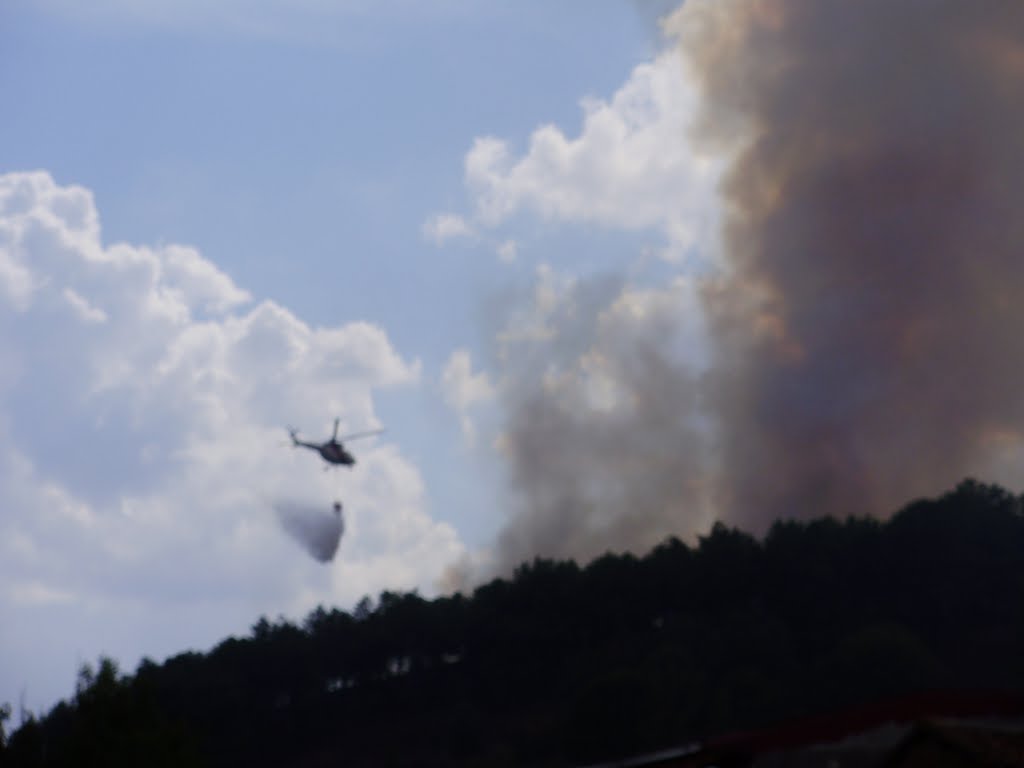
[463, 51, 724, 260]
[426, 50, 722, 267]
[0, 171, 464, 711]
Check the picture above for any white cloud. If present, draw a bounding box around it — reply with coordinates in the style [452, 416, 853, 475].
[423, 213, 474, 246]
[62, 287, 108, 324]
[163, 245, 251, 314]
[462, 51, 725, 260]
[0, 171, 463, 712]
[0, 252, 35, 310]
[441, 348, 495, 444]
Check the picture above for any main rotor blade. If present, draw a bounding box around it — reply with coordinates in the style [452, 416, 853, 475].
[338, 428, 385, 442]
[332, 417, 340, 441]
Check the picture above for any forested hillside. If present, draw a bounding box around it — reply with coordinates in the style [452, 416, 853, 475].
[4, 479, 1024, 767]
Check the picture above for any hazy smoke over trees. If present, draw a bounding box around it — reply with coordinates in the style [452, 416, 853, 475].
[485, 0, 1024, 576]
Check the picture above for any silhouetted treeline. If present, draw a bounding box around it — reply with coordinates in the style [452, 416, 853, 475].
[4, 479, 1024, 767]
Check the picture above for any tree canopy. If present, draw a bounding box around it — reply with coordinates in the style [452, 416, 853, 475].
[4, 479, 1023, 766]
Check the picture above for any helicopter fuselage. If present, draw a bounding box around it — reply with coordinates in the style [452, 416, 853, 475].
[293, 438, 355, 466]
[317, 440, 355, 466]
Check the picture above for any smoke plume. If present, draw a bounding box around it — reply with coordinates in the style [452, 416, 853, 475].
[273, 500, 345, 563]
[491, 273, 713, 571]
[486, 0, 1024, 575]
[677, 0, 1024, 525]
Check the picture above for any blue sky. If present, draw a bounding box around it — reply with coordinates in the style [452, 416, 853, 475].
[0, 0, 725, 714]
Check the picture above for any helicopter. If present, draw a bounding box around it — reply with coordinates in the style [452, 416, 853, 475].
[288, 418, 384, 467]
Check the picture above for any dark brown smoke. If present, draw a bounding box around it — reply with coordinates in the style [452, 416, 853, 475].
[483, 0, 1024, 579]
[675, 0, 1024, 526]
